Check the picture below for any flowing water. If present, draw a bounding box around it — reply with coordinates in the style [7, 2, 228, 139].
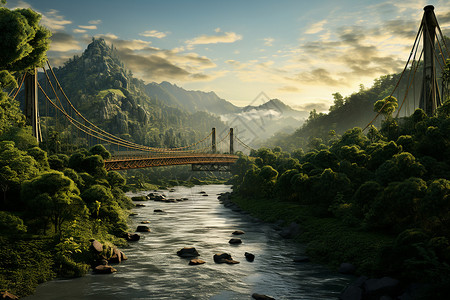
[26, 184, 351, 299]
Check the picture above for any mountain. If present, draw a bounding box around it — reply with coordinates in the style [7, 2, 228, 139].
[242, 98, 308, 120]
[144, 81, 240, 115]
[35, 38, 228, 149]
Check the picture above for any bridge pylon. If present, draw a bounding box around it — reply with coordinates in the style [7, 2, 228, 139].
[24, 68, 42, 142]
[212, 127, 216, 153]
[419, 5, 440, 116]
[230, 128, 234, 154]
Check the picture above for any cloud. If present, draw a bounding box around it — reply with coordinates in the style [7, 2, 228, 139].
[293, 102, 330, 112]
[49, 32, 81, 52]
[79, 25, 97, 30]
[89, 19, 102, 25]
[40, 9, 72, 30]
[264, 37, 274, 46]
[278, 86, 300, 93]
[73, 29, 86, 33]
[139, 30, 167, 38]
[186, 30, 242, 45]
[305, 20, 327, 34]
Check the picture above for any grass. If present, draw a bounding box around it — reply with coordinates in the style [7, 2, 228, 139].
[97, 89, 125, 99]
[231, 195, 394, 275]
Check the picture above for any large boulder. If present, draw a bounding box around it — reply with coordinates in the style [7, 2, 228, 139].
[339, 285, 363, 300]
[90, 239, 103, 253]
[109, 248, 127, 263]
[177, 247, 200, 258]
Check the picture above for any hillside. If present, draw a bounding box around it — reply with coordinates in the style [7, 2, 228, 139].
[37, 38, 227, 149]
[144, 81, 240, 115]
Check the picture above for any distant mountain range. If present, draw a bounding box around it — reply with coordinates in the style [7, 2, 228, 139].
[143, 83, 309, 144]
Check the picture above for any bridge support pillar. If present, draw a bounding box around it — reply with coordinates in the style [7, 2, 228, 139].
[24, 68, 42, 142]
[212, 127, 216, 153]
[230, 128, 234, 154]
[419, 5, 440, 116]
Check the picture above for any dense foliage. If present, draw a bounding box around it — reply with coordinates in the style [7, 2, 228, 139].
[231, 95, 450, 294]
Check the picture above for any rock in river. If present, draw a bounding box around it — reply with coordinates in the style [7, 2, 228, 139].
[252, 293, 275, 300]
[136, 225, 151, 232]
[229, 238, 242, 244]
[214, 253, 239, 264]
[93, 265, 117, 274]
[245, 252, 255, 262]
[124, 232, 140, 241]
[189, 259, 206, 265]
[232, 230, 245, 235]
[177, 247, 200, 257]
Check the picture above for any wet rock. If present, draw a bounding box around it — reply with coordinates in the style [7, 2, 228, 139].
[339, 262, 356, 274]
[131, 196, 148, 201]
[181, 198, 189, 201]
[252, 293, 275, 300]
[109, 248, 125, 263]
[189, 258, 206, 265]
[199, 191, 206, 194]
[279, 222, 300, 239]
[90, 239, 103, 253]
[124, 233, 140, 241]
[177, 247, 200, 258]
[293, 256, 310, 262]
[232, 230, 245, 235]
[136, 225, 151, 232]
[169, 188, 176, 192]
[363, 277, 399, 297]
[202, 194, 209, 196]
[135, 203, 146, 207]
[229, 238, 242, 244]
[245, 252, 255, 262]
[1, 291, 19, 299]
[93, 265, 117, 274]
[213, 253, 239, 264]
[140, 221, 151, 224]
[129, 213, 138, 216]
[154, 209, 165, 213]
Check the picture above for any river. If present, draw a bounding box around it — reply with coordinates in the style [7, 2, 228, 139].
[26, 184, 351, 299]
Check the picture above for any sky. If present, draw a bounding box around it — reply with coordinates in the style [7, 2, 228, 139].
[5, 0, 450, 111]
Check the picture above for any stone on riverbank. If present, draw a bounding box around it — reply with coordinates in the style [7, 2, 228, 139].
[252, 293, 275, 300]
[93, 265, 117, 274]
[124, 232, 140, 241]
[245, 252, 255, 262]
[131, 196, 148, 201]
[135, 204, 146, 207]
[1, 291, 19, 299]
[140, 220, 150, 224]
[229, 238, 242, 244]
[90, 239, 103, 253]
[189, 259, 206, 265]
[109, 248, 127, 263]
[136, 225, 151, 232]
[213, 253, 239, 264]
[177, 247, 200, 257]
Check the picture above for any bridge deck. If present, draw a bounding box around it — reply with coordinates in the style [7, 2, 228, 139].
[105, 153, 238, 170]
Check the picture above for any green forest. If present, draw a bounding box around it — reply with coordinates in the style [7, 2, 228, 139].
[2, 2, 450, 299]
[228, 59, 450, 297]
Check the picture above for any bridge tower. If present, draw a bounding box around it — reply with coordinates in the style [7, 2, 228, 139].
[230, 128, 234, 154]
[24, 69, 42, 142]
[212, 127, 216, 153]
[419, 5, 440, 116]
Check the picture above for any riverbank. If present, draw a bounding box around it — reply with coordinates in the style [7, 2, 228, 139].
[227, 193, 394, 276]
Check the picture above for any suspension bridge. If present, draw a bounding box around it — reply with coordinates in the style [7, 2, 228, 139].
[12, 59, 254, 172]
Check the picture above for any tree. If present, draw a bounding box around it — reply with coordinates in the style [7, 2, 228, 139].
[374, 96, 398, 119]
[329, 92, 345, 112]
[21, 171, 88, 236]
